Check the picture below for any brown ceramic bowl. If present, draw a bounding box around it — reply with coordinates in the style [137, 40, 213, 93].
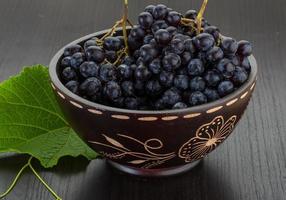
[49, 28, 257, 176]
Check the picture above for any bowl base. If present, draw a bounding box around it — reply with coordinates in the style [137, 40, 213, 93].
[107, 160, 202, 177]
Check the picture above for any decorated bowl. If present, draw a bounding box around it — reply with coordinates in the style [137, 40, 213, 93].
[49, 28, 257, 176]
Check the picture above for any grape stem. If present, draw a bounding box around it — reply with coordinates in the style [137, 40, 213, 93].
[196, 0, 208, 34]
[0, 157, 62, 200]
[122, 0, 129, 54]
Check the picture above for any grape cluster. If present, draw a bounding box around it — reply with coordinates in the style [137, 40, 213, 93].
[60, 4, 253, 110]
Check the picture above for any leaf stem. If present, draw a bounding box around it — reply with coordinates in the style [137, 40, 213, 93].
[196, 0, 208, 34]
[28, 158, 62, 200]
[0, 160, 29, 199]
[122, 0, 129, 54]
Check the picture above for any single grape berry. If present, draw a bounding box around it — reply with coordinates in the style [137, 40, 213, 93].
[162, 88, 182, 106]
[189, 91, 207, 106]
[143, 34, 154, 44]
[145, 79, 162, 96]
[162, 53, 181, 71]
[62, 67, 77, 81]
[105, 50, 117, 63]
[70, 52, 85, 69]
[174, 75, 189, 90]
[159, 70, 174, 87]
[103, 37, 122, 51]
[220, 37, 238, 55]
[204, 26, 220, 42]
[173, 102, 187, 109]
[155, 29, 172, 45]
[117, 64, 133, 80]
[65, 80, 79, 94]
[99, 64, 116, 82]
[79, 77, 102, 97]
[79, 61, 99, 78]
[237, 40, 252, 56]
[138, 12, 154, 29]
[103, 81, 122, 100]
[231, 66, 248, 86]
[204, 88, 220, 102]
[166, 11, 181, 26]
[190, 76, 206, 91]
[140, 44, 159, 63]
[128, 35, 142, 50]
[61, 56, 72, 67]
[130, 26, 146, 41]
[122, 56, 135, 65]
[216, 58, 235, 78]
[84, 39, 97, 50]
[185, 9, 197, 20]
[125, 97, 139, 109]
[170, 38, 185, 54]
[64, 44, 83, 56]
[206, 46, 224, 63]
[184, 39, 196, 55]
[217, 81, 234, 97]
[149, 58, 162, 74]
[204, 70, 221, 87]
[134, 65, 151, 81]
[241, 57, 251, 72]
[166, 26, 178, 36]
[134, 80, 145, 95]
[187, 59, 204, 76]
[151, 20, 169, 34]
[85, 46, 105, 63]
[144, 5, 155, 14]
[181, 51, 192, 66]
[193, 33, 215, 51]
[121, 81, 135, 96]
[152, 4, 168, 19]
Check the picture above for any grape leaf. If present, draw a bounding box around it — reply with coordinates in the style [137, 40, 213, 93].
[0, 65, 98, 168]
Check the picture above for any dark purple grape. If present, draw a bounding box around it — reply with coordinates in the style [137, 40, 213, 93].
[103, 81, 122, 100]
[122, 56, 135, 65]
[65, 80, 79, 94]
[190, 76, 206, 91]
[162, 53, 181, 71]
[187, 59, 204, 76]
[145, 79, 162, 96]
[79, 77, 102, 96]
[181, 51, 192, 66]
[140, 44, 159, 63]
[61, 56, 72, 67]
[206, 46, 224, 63]
[103, 37, 122, 51]
[193, 33, 215, 51]
[237, 40, 252, 56]
[138, 12, 154, 29]
[151, 20, 168, 34]
[155, 29, 172, 45]
[184, 39, 196, 55]
[204, 26, 220, 42]
[174, 75, 189, 90]
[117, 64, 133, 80]
[159, 70, 174, 87]
[134, 65, 151, 81]
[203, 88, 219, 102]
[149, 58, 162, 74]
[241, 57, 251, 72]
[204, 70, 221, 87]
[99, 64, 116, 82]
[62, 67, 77, 81]
[70, 52, 85, 69]
[189, 91, 207, 106]
[231, 66, 248, 86]
[105, 51, 117, 63]
[185, 9, 197, 20]
[143, 34, 154, 44]
[121, 81, 135, 96]
[84, 40, 97, 50]
[216, 58, 235, 78]
[221, 37, 238, 55]
[170, 38, 185, 54]
[166, 26, 178, 36]
[173, 102, 187, 109]
[64, 44, 83, 56]
[218, 81, 234, 97]
[85, 46, 105, 63]
[144, 5, 155, 14]
[128, 35, 142, 50]
[162, 87, 182, 106]
[79, 61, 99, 78]
[166, 11, 181, 26]
[152, 4, 168, 19]
[125, 97, 139, 109]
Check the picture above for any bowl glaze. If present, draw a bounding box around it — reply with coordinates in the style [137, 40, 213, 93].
[49, 28, 257, 176]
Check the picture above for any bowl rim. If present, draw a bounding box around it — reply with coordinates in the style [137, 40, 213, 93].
[49, 28, 257, 115]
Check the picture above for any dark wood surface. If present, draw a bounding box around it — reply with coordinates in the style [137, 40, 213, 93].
[0, 0, 285, 199]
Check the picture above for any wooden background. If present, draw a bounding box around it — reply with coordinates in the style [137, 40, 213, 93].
[0, 0, 285, 199]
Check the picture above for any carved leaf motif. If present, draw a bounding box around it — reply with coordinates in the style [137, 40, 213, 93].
[103, 134, 128, 150]
[128, 160, 147, 164]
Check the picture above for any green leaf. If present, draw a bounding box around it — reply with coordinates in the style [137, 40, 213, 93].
[0, 65, 97, 168]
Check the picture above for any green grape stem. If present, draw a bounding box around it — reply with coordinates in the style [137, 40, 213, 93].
[196, 0, 208, 34]
[0, 157, 62, 200]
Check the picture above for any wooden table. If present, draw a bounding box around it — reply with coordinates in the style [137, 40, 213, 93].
[0, 0, 285, 199]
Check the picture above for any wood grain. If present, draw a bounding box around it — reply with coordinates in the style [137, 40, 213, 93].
[0, 0, 285, 199]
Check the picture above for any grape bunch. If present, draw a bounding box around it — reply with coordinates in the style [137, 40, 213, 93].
[60, 4, 253, 110]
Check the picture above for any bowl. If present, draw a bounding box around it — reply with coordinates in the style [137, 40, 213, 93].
[49, 28, 257, 176]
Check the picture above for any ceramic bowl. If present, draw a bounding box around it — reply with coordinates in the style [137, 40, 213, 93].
[49, 28, 257, 176]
